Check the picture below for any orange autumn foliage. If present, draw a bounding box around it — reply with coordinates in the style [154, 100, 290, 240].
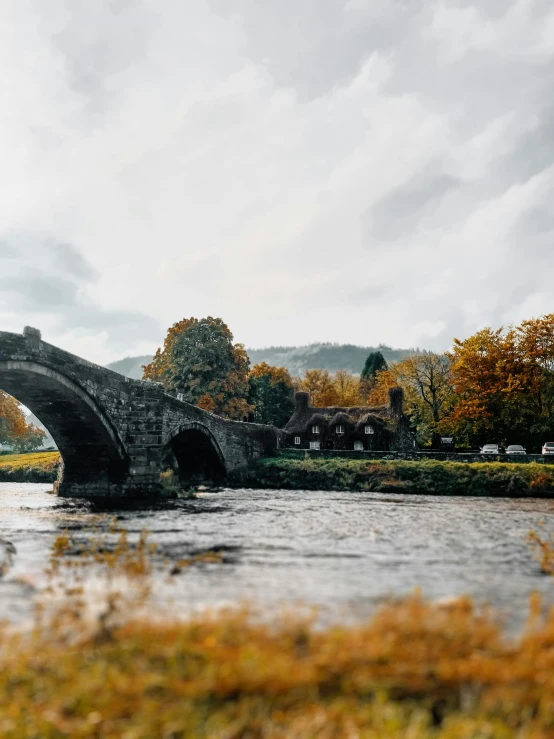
[295, 368, 363, 407]
[0, 390, 28, 445]
[2, 526, 554, 737]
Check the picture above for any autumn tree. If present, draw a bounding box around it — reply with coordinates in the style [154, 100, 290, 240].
[448, 327, 519, 447]
[396, 353, 455, 446]
[0, 391, 27, 446]
[513, 315, 554, 434]
[294, 369, 364, 407]
[365, 354, 454, 446]
[248, 363, 295, 427]
[449, 315, 554, 450]
[334, 369, 362, 406]
[294, 369, 338, 407]
[143, 317, 251, 420]
[12, 424, 46, 452]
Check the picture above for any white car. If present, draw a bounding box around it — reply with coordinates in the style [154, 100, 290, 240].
[542, 442, 554, 455]
[506, 445, 526, 455]
[480, 444, 500, 455]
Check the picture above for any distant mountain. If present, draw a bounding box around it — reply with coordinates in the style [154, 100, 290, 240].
[106, 355, 153, 380]
[106, 343, 416, 380]
[247, 343, 415, 376]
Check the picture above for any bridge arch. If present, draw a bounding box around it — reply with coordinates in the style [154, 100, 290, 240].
[163, 422, 226, 484]
[0, 360, 128, 491]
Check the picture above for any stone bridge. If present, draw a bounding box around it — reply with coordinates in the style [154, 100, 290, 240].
[0, 327, 279, 497]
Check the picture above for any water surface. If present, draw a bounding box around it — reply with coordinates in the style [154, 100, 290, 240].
[1, 483, 553, 629]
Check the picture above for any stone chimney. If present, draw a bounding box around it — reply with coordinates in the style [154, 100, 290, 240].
[388, 386, 404, 420]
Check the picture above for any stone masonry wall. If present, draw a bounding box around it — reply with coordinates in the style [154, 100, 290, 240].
[0, 329, 279, 497]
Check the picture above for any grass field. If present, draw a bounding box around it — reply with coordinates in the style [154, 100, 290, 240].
[0, 451, 60, 482]
[230, 455, 554, 497]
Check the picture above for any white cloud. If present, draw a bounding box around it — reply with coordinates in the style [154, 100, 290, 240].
[1, 0, 554, 363]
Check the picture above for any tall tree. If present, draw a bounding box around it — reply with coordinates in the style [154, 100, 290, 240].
[361, 351, 388, 381]
[143, 317, 251, 420]
[366, 354, 455, 446]
[448, 327, 518, 447]
[449, 315, 554, 449]
[248, 363, 295, 427]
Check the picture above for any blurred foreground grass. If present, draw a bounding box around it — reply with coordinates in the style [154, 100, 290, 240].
[0, 525, 553, 737]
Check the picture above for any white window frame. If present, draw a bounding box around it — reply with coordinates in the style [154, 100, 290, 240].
[312, 425, 320, 435]
[294, 436, 301, 445]
[310, 441, 321, 450]
[335, 425, 345, 435]
[365, 425, 374, 435]
[354, 440, 364, 451]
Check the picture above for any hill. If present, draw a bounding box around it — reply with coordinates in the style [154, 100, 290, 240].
[106, 355, 153, 380]
[247, 343, 415, 376]
[106, 344, 415, 380]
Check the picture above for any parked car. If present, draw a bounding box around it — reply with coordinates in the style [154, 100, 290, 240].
[480, 444, 500, 455]
[542, 442, 554, 455]
[506, 445, 526, 455]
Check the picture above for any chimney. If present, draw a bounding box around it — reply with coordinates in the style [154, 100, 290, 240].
[295, 391, 310, 410]
[388, 386, 404, 419]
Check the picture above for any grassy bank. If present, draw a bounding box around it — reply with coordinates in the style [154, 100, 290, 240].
[0, 451, 60, 483]
[229, 454, 554, 496]
[0, 526, 553, 737]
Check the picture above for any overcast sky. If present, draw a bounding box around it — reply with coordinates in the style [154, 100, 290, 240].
[1, 0, 554, 364]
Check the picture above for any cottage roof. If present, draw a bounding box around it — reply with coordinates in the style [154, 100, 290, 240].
[284, 391, 401, 434]
[307, 413, 328, 428]
[329, 411, 351, 428]
[356, 412, 385, 431]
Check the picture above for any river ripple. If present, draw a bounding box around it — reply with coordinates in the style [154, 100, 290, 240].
[1, 483, 553, 629]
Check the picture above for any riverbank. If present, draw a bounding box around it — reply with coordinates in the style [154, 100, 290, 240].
[0, 451, 59, 482]
[230, 454, 554, 496]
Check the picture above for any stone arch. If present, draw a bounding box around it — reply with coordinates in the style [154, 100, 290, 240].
[163, 422, 227, 484]
[0, 360, 128, 491]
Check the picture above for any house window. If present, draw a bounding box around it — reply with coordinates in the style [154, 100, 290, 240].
[312, 425, 320, 435]
[310, 441, 321, 450]
[335, 425, 345, 435]
[354, 440, 364, 451]
[294, 437, 301, 445]
[365, 425, 374, 434]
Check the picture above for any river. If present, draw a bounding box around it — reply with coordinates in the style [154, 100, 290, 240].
[1, 483, 553, 630]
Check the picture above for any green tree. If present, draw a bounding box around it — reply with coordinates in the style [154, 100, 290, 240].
[248, 363, 295, 427]
[361, 351, 388, 382]
[360, 350, 388, 400]
[143, 317, 251, 420]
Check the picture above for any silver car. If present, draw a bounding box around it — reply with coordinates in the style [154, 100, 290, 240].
[481, 443, 500, 454]
[542, 442, 554, 455]
[506, 445, 526, 455]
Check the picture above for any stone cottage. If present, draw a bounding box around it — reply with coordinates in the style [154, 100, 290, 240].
[283, 387, 414, 452]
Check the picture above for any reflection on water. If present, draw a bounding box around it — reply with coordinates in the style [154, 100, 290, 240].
[1, 483, 553, 629]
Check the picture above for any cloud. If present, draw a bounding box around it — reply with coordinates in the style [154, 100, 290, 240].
[0, 234, 160, 361]
[363, 172, 461, 241]
[1, 0, 554, 363]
